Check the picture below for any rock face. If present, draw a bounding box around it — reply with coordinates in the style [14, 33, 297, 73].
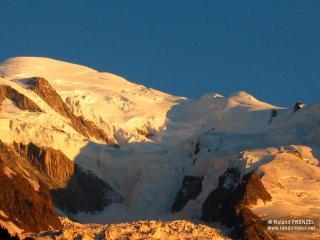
[13, 141, 123, 214]
[202, 170, 277, 240]
[13, 142, 74, 187]
[13, 142, 74, 186]
[27, 77, 116, 145]
[0, 140, 61, 234]
[0, 226, 19, 240]
[293, 101, 305, 112]
[0, 84, 42, 112]
[0, 85, 5, 103]
[52, 165, 123, 214]
[171, 176, 203, 213]
[0, 140, 122, 235]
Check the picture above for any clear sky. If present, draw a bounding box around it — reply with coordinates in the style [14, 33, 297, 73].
[0, 0, 319, 106]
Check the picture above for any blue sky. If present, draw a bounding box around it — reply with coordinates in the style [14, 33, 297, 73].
[0, 0, 320, 106]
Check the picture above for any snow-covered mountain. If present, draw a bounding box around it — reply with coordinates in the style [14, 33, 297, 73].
[0, 57, 319, 240]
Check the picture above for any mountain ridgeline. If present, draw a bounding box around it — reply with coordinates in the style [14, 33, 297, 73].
[0, 57, 319, 240]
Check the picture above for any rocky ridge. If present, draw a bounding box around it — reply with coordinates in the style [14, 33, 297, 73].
[12, 141, 123, 214]
[202, 169, 276, 240]
[0, 84, 42, 112]
[27, 77, 116, 145]
[0, 140, 122, 236]
[0, 140, 61, 234]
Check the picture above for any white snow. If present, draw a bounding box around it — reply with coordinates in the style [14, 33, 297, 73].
[251, 151, 320, 219]
[0, 56, 319, 239]
[204, 146, 320, 239]
[0, 57, 182, 145]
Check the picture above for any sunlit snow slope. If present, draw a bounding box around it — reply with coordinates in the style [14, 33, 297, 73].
[0, 57, 181, 147]
[0, 57, 319, 239]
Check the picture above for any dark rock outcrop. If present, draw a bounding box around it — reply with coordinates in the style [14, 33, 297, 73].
[219, 167, 241, 191]
[0, 84, 42, 112]
[0, 226, 19, 240]
[194, 138, 201, 156]
[51, 165, 123, 214]
[0, 140, 61, 234]
[202, 170, 277, 240]
[293, 101, 305, 113]
[13, 141, 123, 214]
[234, 172, 272, 206]
[0, 85, 5, 103]
[268, 109, 278, 124]
[13, 142, 74, 187]
[171, 176, 203, 213]
[26, 77, 116, 145]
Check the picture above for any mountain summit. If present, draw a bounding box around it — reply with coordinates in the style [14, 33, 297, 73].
[0, 57, 319, 240]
